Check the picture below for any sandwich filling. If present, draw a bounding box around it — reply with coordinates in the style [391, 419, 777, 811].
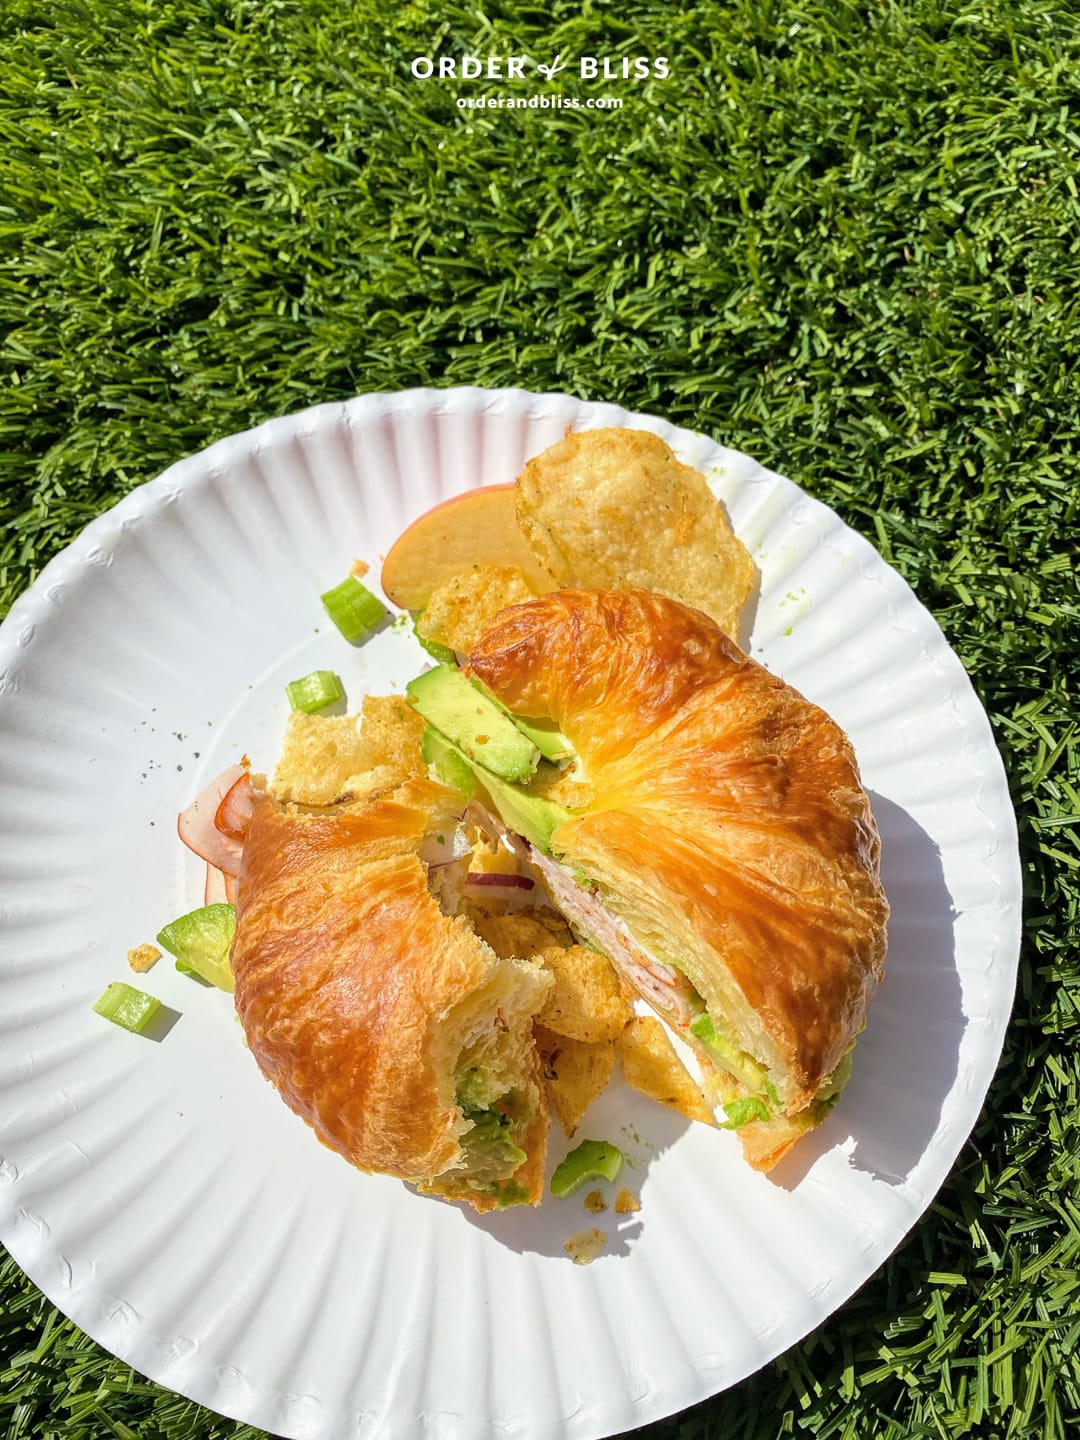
[416, 816, 551, 1207]
[408, 645, 867, 1155]
[493, 818, 855, 1135]
[415, 711, 856, 1135]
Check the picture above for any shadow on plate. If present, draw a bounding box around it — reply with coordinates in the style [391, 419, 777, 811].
[771, 791, 964, 1190]
[142, 1003, 183, 1043]
[459, 1095, 692, 1259]
[735, 548, 762, 653]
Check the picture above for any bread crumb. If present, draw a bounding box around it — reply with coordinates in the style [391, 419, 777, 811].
[614, 1188, 639, 1215]
[583, 1189, 606, 1214]
[127, 944, 161, 973]
[350, 558, 370, 578]
[564, 1228, 607, 1265]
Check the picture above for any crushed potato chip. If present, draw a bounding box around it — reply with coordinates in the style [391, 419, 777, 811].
[614, 1188, 640, 1215]
[527, 765, 593, 813]
[470, 908, 573, 960]
[564, 1228, 607, 1265]
[417, 564, 536, 655]
[536, 1024, 615, 1137]
[617, 1016, 716, 1126]
[350, 558, 369, 578]
[127, 943, 161, 973]
[516, 428, 755, 640]
[583, 1189, 607, 1213]
[466, 833, 531, 878]
[270, 695, 425, 806]
[536, 943, 633, 1044]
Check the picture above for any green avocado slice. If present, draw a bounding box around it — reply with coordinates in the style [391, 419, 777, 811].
[421, 725, 475, 797]
[420, 723, 571, 854]
[406, 666, 539, 783]
[466, 676, 575, 763]
[550, 1139, 625, 1197]
[689, 1012, 771, 1096]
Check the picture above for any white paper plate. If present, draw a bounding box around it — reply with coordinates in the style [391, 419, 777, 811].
[0, 388, 1021, 1439]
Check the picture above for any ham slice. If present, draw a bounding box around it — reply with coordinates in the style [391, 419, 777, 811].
[203, 862, 240, 905]
[178, 765, 248, 877]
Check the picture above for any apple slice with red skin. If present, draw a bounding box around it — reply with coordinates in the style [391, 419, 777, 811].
[380, 483, 554, 611]
[178, 765, 247, 877]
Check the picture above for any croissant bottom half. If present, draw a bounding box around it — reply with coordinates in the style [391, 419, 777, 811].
[231, 778, 552, 1213]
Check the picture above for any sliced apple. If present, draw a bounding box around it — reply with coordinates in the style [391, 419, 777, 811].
[381, 483, 554, 611]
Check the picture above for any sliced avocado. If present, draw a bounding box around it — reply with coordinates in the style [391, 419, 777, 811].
[157, 902, 236, 993]
[421, 724, 474, 797]
[413, 619, 457, 666]
[509, 714, 575, 763]
[719, 1095, 771, 1129]
[465, 675, 575, 764]
[406, 666, 539, 783]
[461, 1107, 527, 1171]
[550, 1139, 624, 1198]
[476, 768, 570, 855]
[422, 724, 571, 854]
[815, 1044, 855, 1105]
[492, 1178, 531, 1208]
[689, 1012, 770, 1096]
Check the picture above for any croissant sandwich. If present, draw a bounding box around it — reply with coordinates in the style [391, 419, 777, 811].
[230, 586, 886, 1190]
[445, 587, 889, 1172]
[231, 777, 552, 1212]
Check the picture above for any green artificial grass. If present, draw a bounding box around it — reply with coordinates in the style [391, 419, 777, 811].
[1, 0, 1078, 1436]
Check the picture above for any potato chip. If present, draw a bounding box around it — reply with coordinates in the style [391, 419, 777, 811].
[466, 832, 529, 878]
[516, 428, 754, 640]
[469, 908, 573, 960]
[417, 564, 537, 656]
[526, 764, 593, 814]
[535, 944, 633, 1044]
[617, 1016, 716, 1126]
[270, 694, 426, 806]
[536, 1024, 615, 1138]
[355, 694, 428, 775]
